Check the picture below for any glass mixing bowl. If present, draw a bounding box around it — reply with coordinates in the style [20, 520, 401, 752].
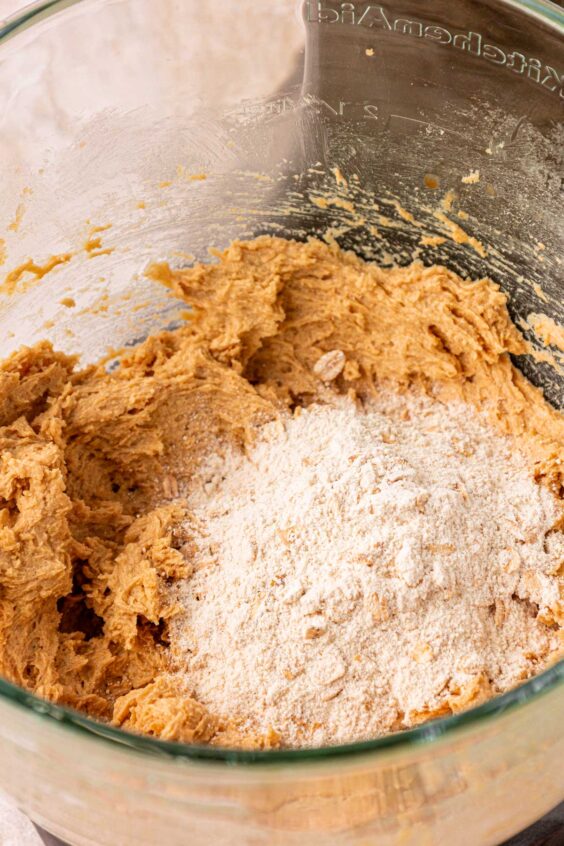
[0, 1, 562, 844]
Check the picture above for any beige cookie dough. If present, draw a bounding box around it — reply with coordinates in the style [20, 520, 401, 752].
[0, 236, 562, 747]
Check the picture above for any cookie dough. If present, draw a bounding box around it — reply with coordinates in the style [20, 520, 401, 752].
[0, 236, 562, 747]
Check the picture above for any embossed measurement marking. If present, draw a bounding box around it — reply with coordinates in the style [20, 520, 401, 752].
[228, 95, 380, 123]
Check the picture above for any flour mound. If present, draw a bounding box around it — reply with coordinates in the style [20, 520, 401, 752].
[172, 393, 562, 747]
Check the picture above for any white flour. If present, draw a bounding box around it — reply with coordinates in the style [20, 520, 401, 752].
[171, 393, 562, 747]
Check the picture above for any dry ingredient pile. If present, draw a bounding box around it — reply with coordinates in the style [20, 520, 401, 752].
[174, 393, 562, 746]
[0, 236, 562, 749]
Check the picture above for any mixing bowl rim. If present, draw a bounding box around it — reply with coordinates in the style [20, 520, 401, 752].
[1, 0, 563, 40]
[0, 0, 563, 766]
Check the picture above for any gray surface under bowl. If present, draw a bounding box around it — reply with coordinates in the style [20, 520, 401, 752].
[35, 802, 564, 846]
